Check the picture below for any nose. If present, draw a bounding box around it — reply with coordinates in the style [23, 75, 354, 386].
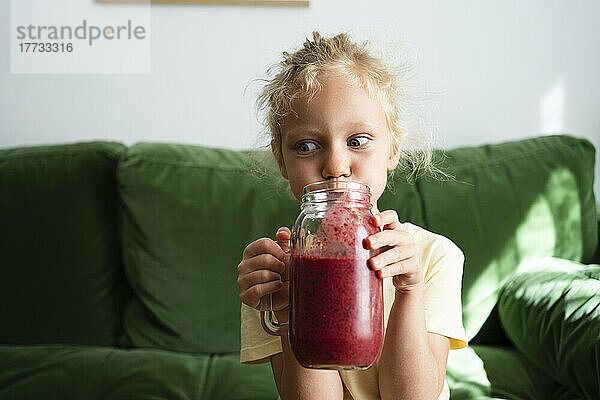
[321, 150, 351, 180]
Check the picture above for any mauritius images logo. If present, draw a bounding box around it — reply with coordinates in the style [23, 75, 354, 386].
[16, 19, 146, 46]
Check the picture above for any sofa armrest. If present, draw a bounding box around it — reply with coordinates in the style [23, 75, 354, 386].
[498, 258, 600, 400]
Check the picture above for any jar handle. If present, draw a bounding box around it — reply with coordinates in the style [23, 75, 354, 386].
[259, 294, 289, 336]
[259, 236, 290, 336]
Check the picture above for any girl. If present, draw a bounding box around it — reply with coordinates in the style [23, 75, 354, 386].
[237, 31, 466, 400]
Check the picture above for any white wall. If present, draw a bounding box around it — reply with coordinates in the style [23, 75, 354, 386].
[1, 0, 599, 199]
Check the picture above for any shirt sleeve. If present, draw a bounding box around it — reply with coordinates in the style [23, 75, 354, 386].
[406, 223, 468, 350]
[240, 302, 283, 364]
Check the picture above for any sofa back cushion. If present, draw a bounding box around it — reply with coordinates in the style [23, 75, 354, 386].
[118, 143, 423, 353]
[416, 135, 597, 339]
[0, 142, 129, 346]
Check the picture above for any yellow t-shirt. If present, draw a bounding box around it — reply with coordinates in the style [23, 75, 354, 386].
[240, 222, 467, 400]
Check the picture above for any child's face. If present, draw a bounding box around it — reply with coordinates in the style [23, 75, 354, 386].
[278, 72, 400, 211]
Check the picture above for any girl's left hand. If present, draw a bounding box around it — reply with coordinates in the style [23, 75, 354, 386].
[363, 210, 423, 293]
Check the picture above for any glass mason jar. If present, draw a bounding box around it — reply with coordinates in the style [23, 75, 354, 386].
[260, 180, 384, 370]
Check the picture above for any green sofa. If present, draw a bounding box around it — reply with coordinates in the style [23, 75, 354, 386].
[0, 134, 597, 400]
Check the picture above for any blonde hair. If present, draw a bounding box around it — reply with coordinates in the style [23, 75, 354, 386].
[255, 31, 444, 185]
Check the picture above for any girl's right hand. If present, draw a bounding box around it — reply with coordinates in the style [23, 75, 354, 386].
[237, 227, 291, 311]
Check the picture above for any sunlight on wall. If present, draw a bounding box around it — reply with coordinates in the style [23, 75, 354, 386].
[540, 78, 565, 134]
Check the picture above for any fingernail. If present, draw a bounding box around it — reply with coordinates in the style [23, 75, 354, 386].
[369, 237, 377, 246]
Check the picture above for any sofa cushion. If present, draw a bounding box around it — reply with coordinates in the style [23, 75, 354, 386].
[118, 145, 297, 354]
[0, 345, 210, 400]
[202, 353, 278, 400]
[0, 142, 129, 346]
[447, 344, 561, 400]
[498, 258, 600, 400]
[117, 143, 425, 353]
[416, 135, 597, 340]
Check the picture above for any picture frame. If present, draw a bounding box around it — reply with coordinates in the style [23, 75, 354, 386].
[97, 0, 309, 6]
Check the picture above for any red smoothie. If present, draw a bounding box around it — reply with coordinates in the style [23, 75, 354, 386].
[289, 254, 384, 369]
[287, 187, 384, 369]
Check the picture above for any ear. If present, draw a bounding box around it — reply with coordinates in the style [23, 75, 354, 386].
[387, 137, 401, 171]
[279, 162, 289, 180]
[271, 139, 289, 180]
[275, 152, 288, 180]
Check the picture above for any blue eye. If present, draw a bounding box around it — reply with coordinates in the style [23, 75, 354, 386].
[296, 141, 318, 153]
[348, 136, 369, 148]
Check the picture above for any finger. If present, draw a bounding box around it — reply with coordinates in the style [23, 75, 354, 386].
[275, 227, 291, 281]
[240, 281, 284, 309]
[363, 229, 415, 250]
[371, 209, 402, 231]
[237, 253, 286, 276]
[242, 237, 287, 263]
[257, 293, 273, 311]
[271, 281, 290, 311]
[377, 258, 420, 279]
[275, 227, 291, 253]
[237, 269, 282, 292]
[369, 243, 418, 271]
